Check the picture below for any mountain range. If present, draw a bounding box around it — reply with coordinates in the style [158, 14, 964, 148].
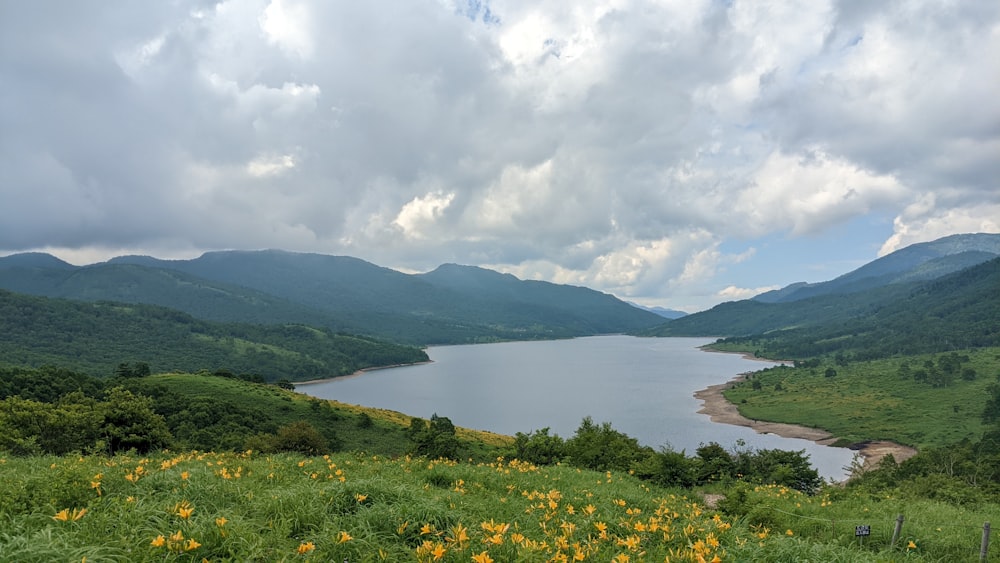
[0, 250, 663, 345]
[642, 233, 1000, 357]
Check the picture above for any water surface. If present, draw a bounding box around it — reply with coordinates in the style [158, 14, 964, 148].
[300, 336, 854, 479]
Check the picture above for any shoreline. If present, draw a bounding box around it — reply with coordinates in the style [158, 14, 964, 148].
[693, 372, 917, 474]
[293, 360, 434, 386]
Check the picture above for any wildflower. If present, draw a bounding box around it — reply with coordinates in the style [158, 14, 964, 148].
[431, 543, 446, 560]
[181, 471, 190, 480]
[178, 506, 194, 519]
[612, 554, 630, 563]
[150, 535, 166, 547]
[297, 542, 315, 555]
[786, 529, 794, 536]
[337, 530, 353, 543]
[907, 540, 917, 550]
[471, 551, 494, 563]
[216, 517, 228, 527]
[53, 508, 87, 522]
[170, 530, 184, 543]
[421, 523, 434, 535]
[355, 493, 368, 503]
[184, 538, 201, 551]
[446, 522, 469, 545]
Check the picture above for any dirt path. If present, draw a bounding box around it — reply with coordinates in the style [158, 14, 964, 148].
[694, 374, 917, 476]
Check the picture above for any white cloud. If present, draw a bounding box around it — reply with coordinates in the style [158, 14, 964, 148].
[246, 154, 296, 177]
[393, 191, 456, 240]
[2, 0, 998, 311]
[259, 0, 314, 58]
[718, 285, 780, 301]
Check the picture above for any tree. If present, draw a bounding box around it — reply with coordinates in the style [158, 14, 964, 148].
[511, 428, 565, 465]
[101, 387, 172, 454]
[272, 420, 330, 455]
[564, 417, 651, 473]
[412, 414, 461, 459]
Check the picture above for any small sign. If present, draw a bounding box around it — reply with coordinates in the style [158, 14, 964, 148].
[855, 525, 871, 537]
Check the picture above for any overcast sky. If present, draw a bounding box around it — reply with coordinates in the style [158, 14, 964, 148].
[2, 1, 998, 312]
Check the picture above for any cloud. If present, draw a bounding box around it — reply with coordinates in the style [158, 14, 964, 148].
[718, 285, 781, 301]
[2, 0, 998, 311]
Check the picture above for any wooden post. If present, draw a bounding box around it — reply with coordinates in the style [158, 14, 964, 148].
[891, 514, 904, 548]
[981, 522, 991, 562]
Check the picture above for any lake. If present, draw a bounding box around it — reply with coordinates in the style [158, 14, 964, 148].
[298, 335, 855, 479]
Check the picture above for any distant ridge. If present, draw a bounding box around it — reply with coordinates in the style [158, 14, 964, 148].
[641, 232, 1000, 342]
[754, 233, 1000, 303]
[0, 250, 663, 345]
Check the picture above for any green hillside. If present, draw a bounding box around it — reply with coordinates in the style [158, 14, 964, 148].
[0, 250, 663, 345]
[0, 289, 427, 381]
[714, 257, 1000, 360]
[643, 257, 1000, 361]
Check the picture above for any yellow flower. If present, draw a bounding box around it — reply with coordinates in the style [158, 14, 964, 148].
[446, 522, 469, 545]
[337, 530, 353, 543]
[53, 508, 87, 522]
[583, 504, 597, 516]
[184, 538, 201, 551]
[471, 551, 494, 563]
[180, 471, 190, 480]
[907, 540, 917, 550]
[178, 506, 194, 519]
[431, 543, 447, 560]
[612, 554, 630, 563]
[170, 530, 184, 543]
[421, 523, 434, 535]
[786, 529, 794, 536]
[215, 517, 228, 527]
[355, 493, 368, 503]
[150, 535, 166, 547]
[297, 541, 315, 555]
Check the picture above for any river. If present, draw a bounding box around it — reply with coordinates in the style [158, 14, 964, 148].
[298, 335, 855, 479]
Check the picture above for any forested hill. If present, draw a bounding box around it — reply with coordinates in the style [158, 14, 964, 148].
[0, 289, 427, 381]
[754, 232, 1000, 303]
[641, 233, 1000, 343]
[0, 250, 663, 345]
[648, 257, 1000, 360]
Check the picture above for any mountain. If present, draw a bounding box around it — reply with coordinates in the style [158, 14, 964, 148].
[724, 256, 1000, 359]
[0, 250, 663, 345]
[754, 233, 1000, 303]
[643, 233, 1000, 343]
[628, 303, 688, 319]
[0, 289, 428, 380]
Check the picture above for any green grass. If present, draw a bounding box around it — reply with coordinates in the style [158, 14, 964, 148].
[723, 348, 1000, 448]
[1, 451, 996, 562]
[123, 373, 511, 458]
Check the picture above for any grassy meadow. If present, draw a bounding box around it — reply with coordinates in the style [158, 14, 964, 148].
[2, 449, 997, 562]
[722, 347, 1000, 448]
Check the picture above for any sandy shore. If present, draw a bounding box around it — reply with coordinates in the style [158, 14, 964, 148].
[694, 373, 917, 475]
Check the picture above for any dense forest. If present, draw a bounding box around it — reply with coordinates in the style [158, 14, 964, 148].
[0, 290, 427, 380]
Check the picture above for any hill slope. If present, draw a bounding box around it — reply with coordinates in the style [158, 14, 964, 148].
[0, 250, 663, 344]
[644, 234, 1000, 347]
[0, 289, 427, 380]
[754, 232, 1000, 303]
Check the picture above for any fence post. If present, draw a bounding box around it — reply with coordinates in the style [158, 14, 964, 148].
[981, 522, 991, 562]
[891, 514, 904, 549]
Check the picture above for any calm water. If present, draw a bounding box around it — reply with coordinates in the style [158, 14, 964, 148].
[299, 336, 855, 479]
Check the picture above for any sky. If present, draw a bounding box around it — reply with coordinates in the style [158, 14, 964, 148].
[2, 1, 998, 312]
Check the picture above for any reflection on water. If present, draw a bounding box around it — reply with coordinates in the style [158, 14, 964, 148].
[299, 335, 855, 479]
